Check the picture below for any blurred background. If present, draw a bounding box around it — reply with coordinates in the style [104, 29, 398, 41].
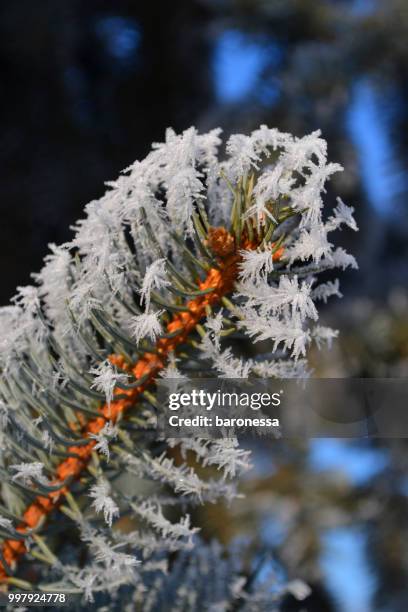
[0, 1, 407, 610]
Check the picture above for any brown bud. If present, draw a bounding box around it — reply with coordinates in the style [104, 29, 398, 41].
[206, 226, 235, 257]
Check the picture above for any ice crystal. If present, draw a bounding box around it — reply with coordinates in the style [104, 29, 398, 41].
[89, 480, 120, 527]
[130, 311, 163, 343]
[89, 360, 129, 407]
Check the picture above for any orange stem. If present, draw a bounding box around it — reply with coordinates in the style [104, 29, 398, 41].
[0, 231, 283, 581]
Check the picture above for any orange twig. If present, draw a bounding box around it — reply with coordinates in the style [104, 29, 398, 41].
[0, 230, 283, 581]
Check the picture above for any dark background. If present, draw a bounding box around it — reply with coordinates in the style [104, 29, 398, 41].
[1, 2, 408, 611]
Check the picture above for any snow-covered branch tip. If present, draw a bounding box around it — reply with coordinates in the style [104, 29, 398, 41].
[0, 125, 357, 606]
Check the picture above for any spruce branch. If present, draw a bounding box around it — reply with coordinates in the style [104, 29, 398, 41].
[0, 126, 357, 606]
